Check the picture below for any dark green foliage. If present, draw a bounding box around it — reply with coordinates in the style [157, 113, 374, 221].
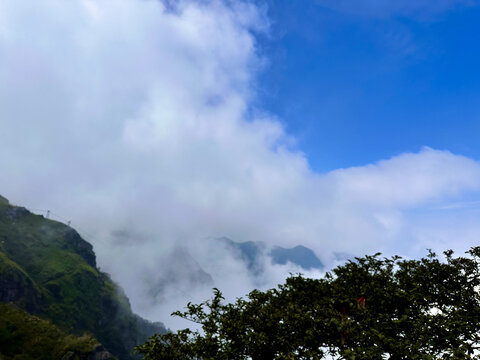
[137, 248, 480, 359]
[0, 303, 110, 360]
[0, 195, 9, 205]
[0, 251, 42, 313]
[0, 197, 166, 359]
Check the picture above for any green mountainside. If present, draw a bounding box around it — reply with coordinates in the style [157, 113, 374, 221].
[0, 303, 111, 360]
[0, 196, 166, 359]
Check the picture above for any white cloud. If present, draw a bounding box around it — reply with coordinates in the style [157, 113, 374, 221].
[1, 0, 480, 328]
[327, 147, 480, 207]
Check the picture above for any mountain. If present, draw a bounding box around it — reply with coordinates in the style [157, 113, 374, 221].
[0, 195, 166, 359]
[219, 238, 324, 273]
[270, 245, 324, 270]
[219, 237, 266, 275]
[146, 245, 214, 302]
[0, 302, 113, 359]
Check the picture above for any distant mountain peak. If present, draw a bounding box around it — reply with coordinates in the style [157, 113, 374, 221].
[270, 245, 324, 270]
[219, 238, 266, 275]
[218, 238, 324, 272]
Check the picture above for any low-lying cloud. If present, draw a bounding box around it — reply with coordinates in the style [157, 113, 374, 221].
[1, 0, 480, 328]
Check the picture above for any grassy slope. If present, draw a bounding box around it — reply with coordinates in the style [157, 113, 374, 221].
[0, 197, 165, 359]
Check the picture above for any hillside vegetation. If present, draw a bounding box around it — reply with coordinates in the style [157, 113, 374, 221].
[0, 195, 166, 359]
[0, 303, 111, 360]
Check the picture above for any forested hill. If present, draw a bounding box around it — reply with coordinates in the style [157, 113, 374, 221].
[0, 195, 166, 359]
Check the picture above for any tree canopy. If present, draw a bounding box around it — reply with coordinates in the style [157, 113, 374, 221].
[136, 248, 480, 359]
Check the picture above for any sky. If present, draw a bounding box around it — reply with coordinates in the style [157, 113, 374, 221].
[257, 0, 480, 171]
[2, 0, 480, 328]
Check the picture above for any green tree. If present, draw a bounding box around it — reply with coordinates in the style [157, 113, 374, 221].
[136, 247, 480, 359]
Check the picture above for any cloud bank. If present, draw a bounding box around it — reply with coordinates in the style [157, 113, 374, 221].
[2, 0, 480, 328]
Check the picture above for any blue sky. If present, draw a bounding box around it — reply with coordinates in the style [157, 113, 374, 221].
[255, 0, 480, 171]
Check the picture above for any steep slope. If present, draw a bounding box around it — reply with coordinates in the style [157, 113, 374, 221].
[0, 303, 113, 360]
[0, 196, 166, 359]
